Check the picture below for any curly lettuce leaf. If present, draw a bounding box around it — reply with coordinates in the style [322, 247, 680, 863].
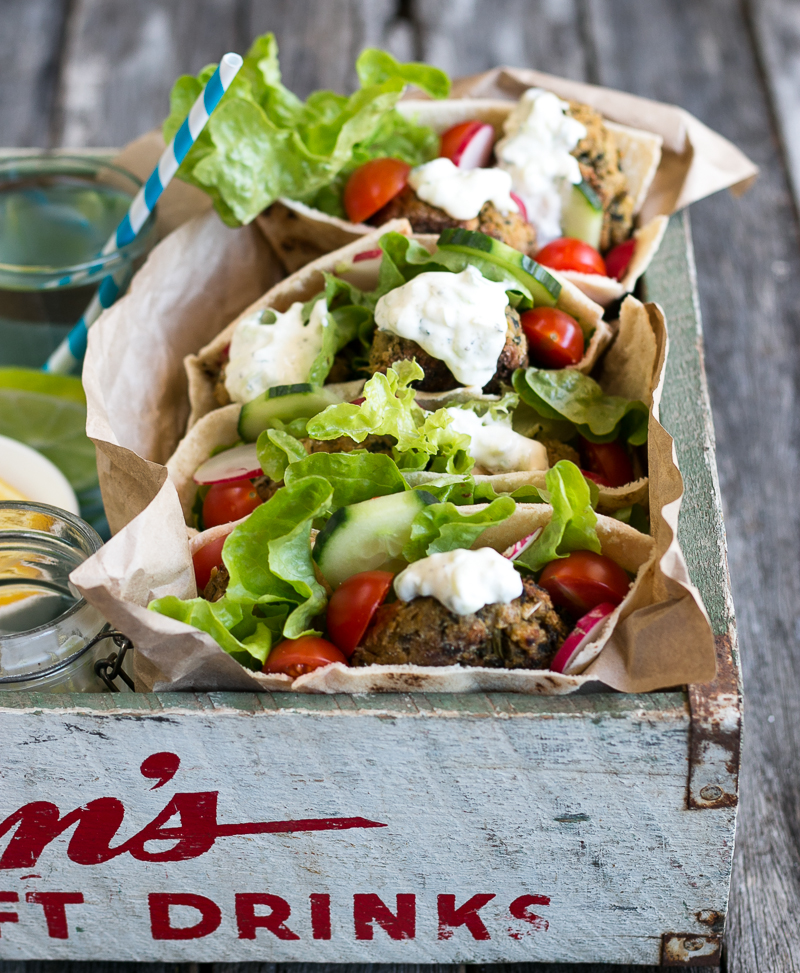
[148, 597, 285, 669]
[512, 367, 649, 445]
[256, 428, 307, 481]
[284, 452, 407, 512]
[163, 35, 449, 226]
[223, 475, 332, 637]
[402, 496, 516, 562]
[306, 361, 472, 473]
[514, 461, 601, 573]
[355, 49, 450, 98]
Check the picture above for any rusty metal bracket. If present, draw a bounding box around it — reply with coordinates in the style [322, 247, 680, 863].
[661, 932, 722, 965]
[687, 630, 742, 809]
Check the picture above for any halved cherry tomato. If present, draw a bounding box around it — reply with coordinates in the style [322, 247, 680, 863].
[604, 238, 636, 280]
[535, 238, 607, 276]
[539, 550, 630, 616]
[343, 158, 410, 224]
[326, 570, 394, 657]
[520, 307, 585, 368]
[192, 535, 226, 592]
[262, 636, 348, 677]
[202, 478, 262, 529]
[580, 437, 634, 488]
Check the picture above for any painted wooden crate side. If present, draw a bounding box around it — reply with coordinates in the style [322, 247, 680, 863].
[0, 704, 732, 965]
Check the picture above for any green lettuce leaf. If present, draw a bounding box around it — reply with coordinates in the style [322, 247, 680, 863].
[163, 35, 449, 226]
[402, 496, 516, 562]
[256, 428, 307, 481]
[515, 461, 601, 573]
[306, 361, 472, 473]
[512, 367, 649, 445]
[148, 596, 284, 669]
[284, 452, 407, 511]
[223, 475, 332, 637]
[355, 49, 450, 98]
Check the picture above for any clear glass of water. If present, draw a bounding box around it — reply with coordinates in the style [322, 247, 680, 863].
[0, 154, 157, 369]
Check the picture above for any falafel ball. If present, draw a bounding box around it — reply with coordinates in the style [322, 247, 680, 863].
[368, 305, 528, 394]
[352, 575, 567, 669]
[368, 186, 537, 256]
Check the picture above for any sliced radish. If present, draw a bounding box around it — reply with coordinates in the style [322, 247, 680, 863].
[353, 248, 382, 263]
[550, 602, 616, 674]
[510, 191, 528, 222]
[193, 443, 262, 485]
[440, 121, 495, 170]
[502, 527, 543, 561]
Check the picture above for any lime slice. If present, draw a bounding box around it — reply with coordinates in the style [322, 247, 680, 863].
[0, 388, 97, 493]
[0, 367, 85, 404]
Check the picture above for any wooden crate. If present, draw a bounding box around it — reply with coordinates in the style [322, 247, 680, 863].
[0, 211, 740, 967]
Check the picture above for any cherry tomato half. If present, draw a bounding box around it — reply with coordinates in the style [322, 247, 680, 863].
[192, 535, 226, 592]
[520, 307, 585, 368]
[326, 570, 394, 658]
[202, 479, 262, 529]
[535, 237, 607, 276]
[581, 470, 611, 488]
[604, 238, 636, 280]
[580, 437, 634, 488]
[539, 550, 630, 616]
[262, 636, 348, 677]
[343, 158, 410, 224]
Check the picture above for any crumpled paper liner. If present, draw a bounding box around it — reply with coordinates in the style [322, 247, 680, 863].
[83, 208, 285, 534]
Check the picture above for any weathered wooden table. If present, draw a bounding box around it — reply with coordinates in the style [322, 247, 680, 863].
[2, 1, 798, 971]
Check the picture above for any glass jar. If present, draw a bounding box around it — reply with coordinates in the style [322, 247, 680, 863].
[0, 501, 118, 692]
[0, 154, 157, 369]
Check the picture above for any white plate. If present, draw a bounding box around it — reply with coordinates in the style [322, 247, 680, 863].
[0, 434, 79, 514]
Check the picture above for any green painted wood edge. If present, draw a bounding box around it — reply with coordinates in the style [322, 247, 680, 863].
[0, 213, 727, 720]
[644, 212, 736, 639]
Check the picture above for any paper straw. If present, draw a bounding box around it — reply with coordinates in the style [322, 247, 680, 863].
[44, 52, 243, 374]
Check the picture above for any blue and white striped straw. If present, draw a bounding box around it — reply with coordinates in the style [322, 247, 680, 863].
[44, 51, 243, 374]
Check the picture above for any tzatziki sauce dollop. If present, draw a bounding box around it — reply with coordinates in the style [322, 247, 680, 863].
[445, 406, 548, 473]
[494, 88, 586, 245]
[408, 157, 518, 221]
[394, 547, 523, 616]
[374, 266, 509, 388]
[224, 299, 329, 404]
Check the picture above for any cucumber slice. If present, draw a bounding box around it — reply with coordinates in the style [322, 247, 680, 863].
[314, 490, 438, 588]
[561, 181, 603, 251]
[437, 228, 561, 307]
[239, 384, 355, 442]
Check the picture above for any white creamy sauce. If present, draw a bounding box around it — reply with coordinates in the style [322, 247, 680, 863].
[394, 547, 523, 616]
[408, 157, 518, 221]
[446, 406, 548, 473]
[224, 299, 329, 404]
[374, 266, 509, 388]
[495, 88, 586, 244]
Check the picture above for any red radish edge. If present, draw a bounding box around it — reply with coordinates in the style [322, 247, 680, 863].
[193, 443, 262, 485]
[550, 602, 617, 674]
[582, 470, 611, 488]
[453, 123, 495, 169]
[510, 192, 528, 222]
[353, 248, 382, 263]
[502, 527, 543, 561]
